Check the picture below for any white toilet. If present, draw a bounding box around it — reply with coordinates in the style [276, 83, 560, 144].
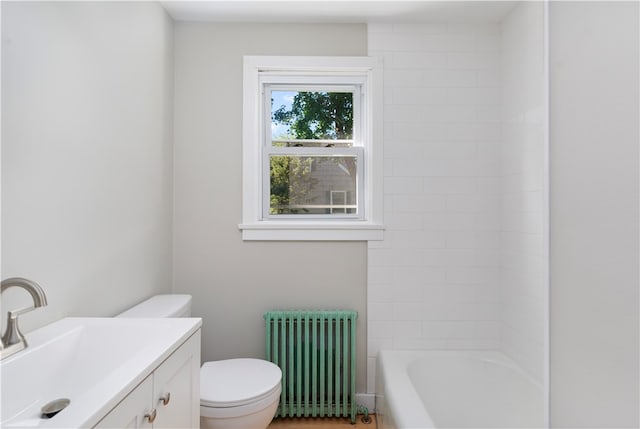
[117, 294, 282, 429]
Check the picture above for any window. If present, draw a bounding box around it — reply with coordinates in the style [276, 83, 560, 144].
[240, 56, 383, 241]
[266, 86, 362, 218]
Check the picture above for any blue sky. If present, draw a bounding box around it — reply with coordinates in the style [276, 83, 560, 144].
[271, 90, 295, 139]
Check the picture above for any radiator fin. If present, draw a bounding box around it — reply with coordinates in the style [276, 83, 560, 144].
[264, 310, 358, 423]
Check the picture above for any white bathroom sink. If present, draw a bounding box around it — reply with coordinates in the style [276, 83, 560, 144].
[0, 317, 201, 428]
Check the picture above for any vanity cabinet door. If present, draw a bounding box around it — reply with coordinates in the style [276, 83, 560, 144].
[153, 332, 200, 429]
[94, 375, 154, 429]
[92, 329, 201, 429]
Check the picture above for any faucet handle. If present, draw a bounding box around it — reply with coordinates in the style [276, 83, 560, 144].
[6, 306, 37, 318]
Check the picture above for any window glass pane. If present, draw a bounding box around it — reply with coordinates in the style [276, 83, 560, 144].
[271, 91, 353, 147]
[269, 155, 358, 215]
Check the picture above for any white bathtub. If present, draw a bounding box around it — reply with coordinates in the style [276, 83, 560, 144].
[376, 350, 545, 429]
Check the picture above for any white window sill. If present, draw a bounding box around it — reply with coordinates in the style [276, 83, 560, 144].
[238, 222, 385, 241]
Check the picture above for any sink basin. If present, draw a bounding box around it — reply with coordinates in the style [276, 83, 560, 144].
[0, 317, 201, 428]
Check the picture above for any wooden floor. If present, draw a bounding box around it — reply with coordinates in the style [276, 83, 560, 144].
[268, 415, 377, 428]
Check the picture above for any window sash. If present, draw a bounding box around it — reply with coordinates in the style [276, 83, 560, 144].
[271, 138, 355, 148]
[262, 147, 364, 220]
[262, 80, 364, 220]
[264, 84, 362, 148]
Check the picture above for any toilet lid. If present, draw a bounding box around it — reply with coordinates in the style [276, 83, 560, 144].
[200, 359, 282, 408]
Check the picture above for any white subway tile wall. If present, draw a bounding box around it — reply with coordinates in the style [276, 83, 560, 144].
[367, 3, 546, 394]
[499, 1, 546, 382]
[367, 21, 503, 393]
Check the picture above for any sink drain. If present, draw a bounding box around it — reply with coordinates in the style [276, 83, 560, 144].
[41, 398, 70, 419]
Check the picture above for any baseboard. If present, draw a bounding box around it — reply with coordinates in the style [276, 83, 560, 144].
[355, 393, 376, 414]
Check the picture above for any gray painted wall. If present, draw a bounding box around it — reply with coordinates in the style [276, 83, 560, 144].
[550, 2, 639, 427]
[172, 23, 369, 392]
[1, 1, 174, 331]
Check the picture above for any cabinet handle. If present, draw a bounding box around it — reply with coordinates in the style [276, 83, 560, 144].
[145, 408, 157, 423]
[159, 392, 171, 406]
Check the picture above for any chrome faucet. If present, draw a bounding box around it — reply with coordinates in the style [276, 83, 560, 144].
[1, 277, 48, 360]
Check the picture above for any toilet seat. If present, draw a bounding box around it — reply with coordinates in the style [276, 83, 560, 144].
[200, 358, 282, 408]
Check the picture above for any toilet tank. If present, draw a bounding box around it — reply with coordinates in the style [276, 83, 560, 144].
[116, 294, 192, 318]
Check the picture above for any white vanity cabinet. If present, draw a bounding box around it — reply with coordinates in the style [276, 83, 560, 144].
[94, 330, 201, 429]
[153, 331, 200, 429]
[93, 375, 154, 429]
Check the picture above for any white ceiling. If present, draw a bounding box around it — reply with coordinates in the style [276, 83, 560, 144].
[161, 1, 518, 24]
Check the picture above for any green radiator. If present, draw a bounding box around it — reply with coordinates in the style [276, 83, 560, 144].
[264, 310, 358, 424]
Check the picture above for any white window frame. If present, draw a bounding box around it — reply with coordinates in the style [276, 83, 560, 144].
[240, 56, 384, 241]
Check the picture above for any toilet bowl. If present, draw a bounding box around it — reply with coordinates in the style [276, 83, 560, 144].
[117, 295, 282, 429]
[200, 358, 281, 429]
